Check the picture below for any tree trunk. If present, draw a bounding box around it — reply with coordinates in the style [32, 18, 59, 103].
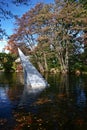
[84, 31, 87, 64]
[37, 62, 44, 73]
[64, 41, 69, 72]
[43, 53, 48, 72]
[56, 42, 69, 73]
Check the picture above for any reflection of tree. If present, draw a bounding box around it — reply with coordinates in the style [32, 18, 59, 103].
[76, 77, 86, 109]
[83, 75, 87, 100]
[58, 73, 69, 98]
[13, 74, 87, 129]
[0, 72, 24, 85]
[7, 84, 23, 101]
[0, 72, 24, 102]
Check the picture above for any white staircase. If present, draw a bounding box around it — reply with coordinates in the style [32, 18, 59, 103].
[18, 48, 48, 91]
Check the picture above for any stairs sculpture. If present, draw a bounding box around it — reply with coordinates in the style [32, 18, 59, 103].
[18, 48, 48, 91]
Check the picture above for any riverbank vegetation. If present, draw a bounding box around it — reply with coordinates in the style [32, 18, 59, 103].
[0, 53, 17, 72]
[1, 0, 87, 73]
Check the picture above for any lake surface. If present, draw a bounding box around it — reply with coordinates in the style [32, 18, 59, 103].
[0, 72, 87, 130]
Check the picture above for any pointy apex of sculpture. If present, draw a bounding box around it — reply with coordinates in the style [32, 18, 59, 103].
[18, 48, 48, 90]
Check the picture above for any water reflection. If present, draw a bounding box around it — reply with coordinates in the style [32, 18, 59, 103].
[58, 74, 69, 97]
[19, 84, 46, 108]
[0, 84, 12, 118]
[75, 77, 86, 109]
[0, 72, 87, 129]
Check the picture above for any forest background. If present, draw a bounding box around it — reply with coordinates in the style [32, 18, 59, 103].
[0, 0, 87, 73]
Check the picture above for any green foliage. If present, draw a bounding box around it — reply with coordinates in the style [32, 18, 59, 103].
[0, 53, 16, 72]
[81, 65, 87, 72]
[69, 51, 87, 72]
[72, 62, 83, 71]
[68, 0, 87, 9]
[47, 56, 59, 69]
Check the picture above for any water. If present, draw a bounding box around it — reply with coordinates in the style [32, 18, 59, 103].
[0, 72, 87, 130]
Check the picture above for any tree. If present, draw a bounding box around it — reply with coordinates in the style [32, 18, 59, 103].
[68, 0, 87, 67]
[6, 3, 51, 72]
[0, 52, 16, 72]
[0, 0, 31, 39]
[45, 1, 87, 72]
[7, 1, 87, 73]
[78, 0, 87, 66]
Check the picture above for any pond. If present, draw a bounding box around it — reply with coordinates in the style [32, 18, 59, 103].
[0, 72, 87, 130]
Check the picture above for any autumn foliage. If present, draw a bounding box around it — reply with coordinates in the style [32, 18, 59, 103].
[6, 1, 87, 72]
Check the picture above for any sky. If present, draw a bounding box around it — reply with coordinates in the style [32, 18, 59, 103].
[0, 0, 54, 52]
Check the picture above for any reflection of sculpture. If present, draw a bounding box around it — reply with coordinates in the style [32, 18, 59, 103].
[18, 84, 41, 107]
[18, 48, 48, 91]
